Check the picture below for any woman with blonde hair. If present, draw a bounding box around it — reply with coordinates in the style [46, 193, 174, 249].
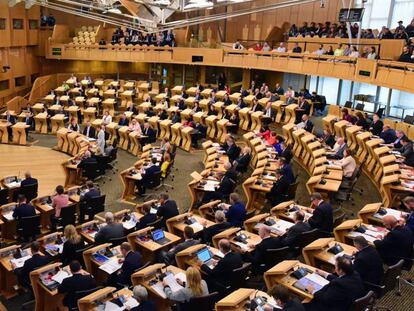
[161, 152, 171, 178]
[61, 224, 85, 265]
[162, 267, 208, 302]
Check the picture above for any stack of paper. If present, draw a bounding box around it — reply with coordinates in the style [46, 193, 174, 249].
[124, 298, 139, 309]
[52, 270, 71, 284]
[163, 274, 184, 292]
[99, 258, 122, 274]
[123, 218, 137, 230]
[10, 255, 32, 269]
[104, 301, 124, 311]
[233, 241, 249, 251]
[151, 282, 167, 298]
[3, 211, 14, 221]
[189, 222, 203, 231]
[271, 219, 294, 235]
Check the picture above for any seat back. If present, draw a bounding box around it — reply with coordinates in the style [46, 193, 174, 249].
[75, 244, 93, 267]
[74, 287, 102, 303]
[376, 107, 385, 119]
[59, 203, 77, 228]
[19, 214, 41, 241]
[147, 217, 163, 229]
[382, 259, 404, 294]
[20, 183, 38, 202]
[293, 229, 319, 249]
[83, 161, 100, 180]
[264, 246, 290, 270]
[349, 290, 374, 311]
[95, 155, 110, 174]
[355, 103, 365, 111]
[230, 262, 251, 290]
[177, 292, 220, 311]
[403, 115, 414, 124]
[147, 171, 162, 189]
[244, 209, 256, 222]
[109, 147, 118, 162]
[287, 181, 299, 200]
[109, 236, 127, 246]
[333, 212, 346, 228]
[0, 188, 9, 205]
[344, 101, 353, 108]
[87, 194, 106, 219]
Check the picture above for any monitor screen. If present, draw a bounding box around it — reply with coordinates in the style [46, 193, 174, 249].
[197, 248, 211, 262]
[152, 229, 164, 241]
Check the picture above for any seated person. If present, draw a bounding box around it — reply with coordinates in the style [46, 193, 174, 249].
[95, 212, 125, 244]
[14, 242, 50, 287]
[163, 267, 208, 303]
[157, 193, 179, 227]
[233, 146, 251, 173]
[380, 125, 397, 144]
[319, 128, 335, 149]
[141, 122, 156, 144]
[279, 142, 293, 164]
[108, 242, 142, 287]
[77, 151, 98, 171]
[282, 211, 311, 247]
[20, 171, 38, 188]
[334, 148, 356, 179]
[164, 226, 200, 265]
[135, 158, 161, 195]
[393, 130, 406, 149]
[267, 285, 305, 311]
[200, 239, 243, 291]
[61, 225, 86, 265]
[82, 120, 96, 138]
[160, 153, 171, 178]
[369, 114, 383, 136]
[202, 210, 232, 244]
[50, 185, 69, 230]
[118, 113, 129, 126]
[130, 285, 156, 311]
[279, 157, 295, 184]
[68, 118, 80, 132]
[306, 192, 333, 232]
[202, 162, 237, 203]
[327, 137, 348, 160]
[222, 135, 241, 163]
[396, 137, 414, 167]
[58, 260, 97, 310]
[136, 203, 157, 230]
[79, 181, 101, 222]
[353, 236, 384, 285]
[241, 225, 283, 272]
[223, 193, 246, 228]
[374, 215, 414, 266]
[304, 256, 365, 311]
[13, 194, 36, 221]
[296, 114, 314, 132]
[266, 168, 290, 206]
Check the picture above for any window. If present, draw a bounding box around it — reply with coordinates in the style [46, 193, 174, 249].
[0, 80, 10, 91]
[309, 76, 318, 93]
[389, 90, 414, 119]
[15, 76, 26, 87]
[351, 82, 378, 112]
[339, 80, 353, 105]
[391, 0, 414, 28]
[29, 19, 39, 30]
[0, 18, 6, 30]
[12, 19, 24, 30]
[318, 77, 339, 104]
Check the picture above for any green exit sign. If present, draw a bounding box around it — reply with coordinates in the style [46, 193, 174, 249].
[52, 48, 61, 56]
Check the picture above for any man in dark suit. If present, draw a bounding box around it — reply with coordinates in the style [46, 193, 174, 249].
[353, 236, 384, 285]
[268, 285, 305, 311]
[298, 114, 314, 132]
[380, 125, 397, 144]
[118, 113, 129, 126]
[233, 146, 251, 173]
[15, 242, 50, 287]
[136, 203, 157, 230]
[164, 226, 199, 265]
[374, 215, 414, 266]
[79, 180, 101, 222]
[397, 137, 414, 167]
[156, 193, 179, 227]
[13, 194, 36, 221]
[274, 83, 284, 95]
[110, 242, 143, 286]
[279, 142, 293, 164]
[82, 120, 96, 138]
[304, 256, 365, 311]
[223, 136, 241, 163]
[250, 99, 262, 113]
[20, 171, 38, 188]
[279, 157, 295, 184]
[224, 193, 246, 227]
[242, 225, 283, 272]
[369, 114, 383, 136]
[141, 122, 156, 144]
[307, 192, 333, 232]
[282, 211, 311, 247]
[95, 212, 125, 244]
[5, 110, 16, 139]
[77, 151, 98, 171]
[202, 210, 232, 244]
[126, 103, 138, 115]
[135, 157, 161, 195]
[58, 260, 97, 309]
[266, 168, 290, 206]
[203, 163, 237, 203]
[201, 239, 243, 291]
[295, 96, 310, 123]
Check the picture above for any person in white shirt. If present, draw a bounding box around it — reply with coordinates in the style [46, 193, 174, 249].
[263, 102, 272, 118]
[273, 42, 287, 53]
[129, 119, 142, 135]
[367, 46, 377, 60]
[262, 42, 271, 52]
[102, 111, 112, 125]
[334, 148, 356, 178]
[232, 41, 244, 50]
[96, 125, 106, 152]
[314, 44, 326, 55]
[349, 46, 360, 58]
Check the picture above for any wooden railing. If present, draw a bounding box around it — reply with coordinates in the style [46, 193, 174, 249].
[45, 42, 414, 94]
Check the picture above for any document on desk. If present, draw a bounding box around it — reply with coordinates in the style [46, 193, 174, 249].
[7, 181, 21, 188]
[151, 282, 167, 298]
[233, 241, 250, 251]
[52, 270, 70, 284]
[3, 211, 14, 221]
[175, 272, 187, 285]
[271, 220, 294, 235]
[10, 255, 32, 269]
[123, 219, 137, 230]
[124, 298, 139, 309]
[163, 274, 184, 292]
[294, 273, 328, 294]
[104, 301, 124, 311]
[189, 222, 204, 231]
[99, 258, 122, 274]
[203, 180, 219, 192]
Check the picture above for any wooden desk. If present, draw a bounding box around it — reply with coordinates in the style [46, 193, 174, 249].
[0, 121, 11, 143]
[303, 238, 356, 273]
[244, 213, 294, 237]
[357, 203, 407, 226]
[0, 244, 28, 298]
[102, 98, 116, 115]
[175, 243, 222, 271]
[166, 213, 214, 237]
[83, 243, 121, 283]
[216, 288, 278, 311]
[127, 227, 181, 263]
[11, 122, 30, 145]
[333, 218, 388, 245]
[77, 220, 102, 244]
[50, 114, 66, 134]
[120, 167, 142, 202]
[131, 263, 184, 310]
[34, 112, 48, 134]
[0, 202, 19, 240]
[264, 260, 329, 302]
[211, 227, 262, 252]
[32, 195, 54, 229]
[78, 286, 116, 311]
[271, 201, 313, 223]
[83, 107, 97, 123]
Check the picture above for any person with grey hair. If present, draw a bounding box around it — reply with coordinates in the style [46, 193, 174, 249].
[20, 171, 38, 188]
[202, 210, 232, 244]
[402, 196, 414, 232]
[353, 236, 383, 284]
[94, 211, 125, 244]
[130, 285, 156, 311]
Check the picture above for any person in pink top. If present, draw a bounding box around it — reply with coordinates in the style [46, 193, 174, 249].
[50, 185, 69, 230]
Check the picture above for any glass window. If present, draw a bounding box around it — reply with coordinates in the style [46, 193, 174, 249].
[318, 77, 339, 104]
[309, 76, 318, 93]
[339, 80, 353, 105]
[351, 82, 377, 112]
[12, 19, 24, 30]
[355, 0, 392, 29]
[389, 89, 414, 119]
[391, 0, 414, 28]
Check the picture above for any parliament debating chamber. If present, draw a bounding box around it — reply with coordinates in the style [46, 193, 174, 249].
[1, 0, 414, 310]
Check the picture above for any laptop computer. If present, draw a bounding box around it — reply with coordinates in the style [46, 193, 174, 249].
[196, 248, 216, 269]
[151, 229, 171, 245]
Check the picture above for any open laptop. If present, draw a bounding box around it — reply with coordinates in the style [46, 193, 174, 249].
[151, 229, 171, 245]
[196, 248, 216, 269]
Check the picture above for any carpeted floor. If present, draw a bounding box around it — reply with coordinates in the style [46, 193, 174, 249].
[1, 121, 412, 310]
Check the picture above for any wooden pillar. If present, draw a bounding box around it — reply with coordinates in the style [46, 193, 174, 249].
[242, 69, 251, 89]
[200, 66, 206, 85]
